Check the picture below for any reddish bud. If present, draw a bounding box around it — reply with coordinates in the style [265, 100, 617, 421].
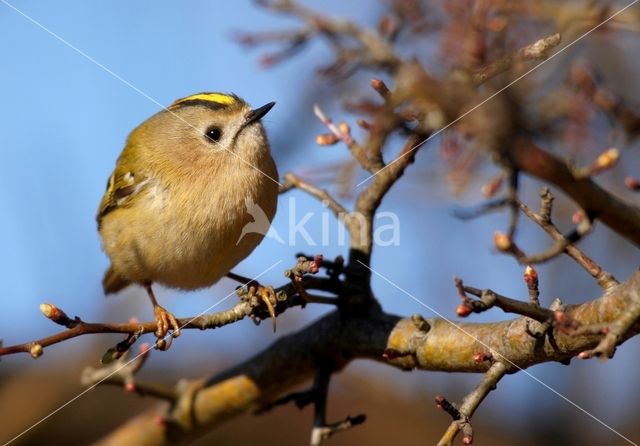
[624, 176, 640, 191]
[524, 265, 538, 283]
[128, 316, 139, 324]
[140, 342, 152, 354]
[310, 255, 323, 274]
[572, 210, 585, 225]
[370, 79, 390, 97]
[463, 435, 473, 444]
[594, 148, 619, 171]
[456, 303, 472, 317]
[356, 119, 371, 130]
[434, 395, 445, 409]
[125, 382, 136, 393]
[315, 133, 339, 146]
[523, 266, 538, 288]
[481, 175, 504, 198]
[154, 416, 166, 426]
[493, 232, 512, 252]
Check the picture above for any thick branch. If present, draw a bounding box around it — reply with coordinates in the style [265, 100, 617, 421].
[96, 271, 640, 445]
[512, 139, 640, 247]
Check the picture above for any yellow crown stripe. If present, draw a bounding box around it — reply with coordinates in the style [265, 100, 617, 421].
[171, 93, 237, 108]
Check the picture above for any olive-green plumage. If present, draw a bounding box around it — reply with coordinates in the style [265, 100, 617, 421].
[97, 92, 278, 340]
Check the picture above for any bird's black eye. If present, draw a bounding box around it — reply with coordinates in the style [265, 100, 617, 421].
[205, 127, 222, 142]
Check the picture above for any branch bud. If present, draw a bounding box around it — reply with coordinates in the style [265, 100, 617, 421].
[493, 231, 512, 252]
[481, 175, 504, 198]
[30, 343, 43, 359]
[456, 303, 472, 318]
[370, 78, 390, 98]
[594, 148, 619, 171]
[523, 266, 538, 288]
[39, 303, 72, 326]
[572, 210, 585, 225]
[315, 133, 339, 145]
[356, 119, 372, 130]
[338, 121, 351, 135]
[624, 176, 640, 191]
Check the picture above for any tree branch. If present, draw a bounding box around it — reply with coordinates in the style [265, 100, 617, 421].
[95, 271, 640, 445]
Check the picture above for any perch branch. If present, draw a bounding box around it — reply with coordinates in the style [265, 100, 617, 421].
[95, 271, 640, 446]
[0, 276, 339, 358]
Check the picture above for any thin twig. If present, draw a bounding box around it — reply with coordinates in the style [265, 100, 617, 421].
[0, 277, 339, 358]
[281, 172, 349, 218]
[436, 361, 509, 446]
[473, 33, 561, 85]
[518, 188, 618, 289]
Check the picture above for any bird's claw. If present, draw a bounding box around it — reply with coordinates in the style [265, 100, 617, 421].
[153, 305, 181, 347]
[250, 284, 277, 332]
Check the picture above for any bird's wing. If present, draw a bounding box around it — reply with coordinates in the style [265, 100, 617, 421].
[96, 155, 149, 229]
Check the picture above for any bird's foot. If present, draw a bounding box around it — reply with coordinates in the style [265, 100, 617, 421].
[249, 284, 277, 332]
[153, 305, 181, 350]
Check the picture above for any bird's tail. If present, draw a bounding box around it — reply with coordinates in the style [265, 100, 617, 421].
[103, 266, 131, 295]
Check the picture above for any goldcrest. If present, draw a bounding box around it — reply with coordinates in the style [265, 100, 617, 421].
[97, 92, 279, 342]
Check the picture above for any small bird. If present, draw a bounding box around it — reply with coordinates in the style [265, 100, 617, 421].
[97, 92, 279, 345]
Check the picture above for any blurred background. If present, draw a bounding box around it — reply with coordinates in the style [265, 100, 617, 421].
[1, 1, 639, 445]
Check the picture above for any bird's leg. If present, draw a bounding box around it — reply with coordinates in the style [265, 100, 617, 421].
[144, 283, 181, 344]
[226, 271, 254, 285]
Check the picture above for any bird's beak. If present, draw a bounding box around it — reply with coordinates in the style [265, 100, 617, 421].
[245, 102, 275, 126]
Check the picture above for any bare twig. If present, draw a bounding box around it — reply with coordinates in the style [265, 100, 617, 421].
[308, 367, 366, 445]
[96, 272, 640, 445]
[81, 343, 177, 402]
[512, 139, 640, 248]
[518, 188, 618, 289]
[251, 0, 401, 73]
[313, 104, 377, 172]
[436, 362, 509, 446]
[0, 276, 339, 358]
[455, 278, 555, 323]
[473, 33, 562, 85]
[281, 172, 349, 218]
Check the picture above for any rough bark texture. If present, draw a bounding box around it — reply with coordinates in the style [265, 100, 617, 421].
[95, 271, 640, 445]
